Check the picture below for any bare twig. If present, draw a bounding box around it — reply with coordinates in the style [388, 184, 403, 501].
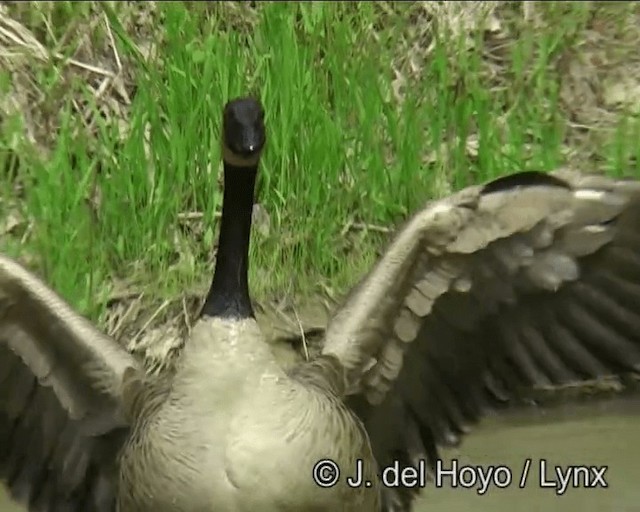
[104, 12, 122, 73]
[182, 295, 193, 335]
[111, 292, 144, 338]
[130, 299, 171, 345]
[292, 307, 310, 361]
[349, 222, 393, 234]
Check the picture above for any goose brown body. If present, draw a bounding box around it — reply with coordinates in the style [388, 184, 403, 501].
[117, 318, 379, 511]
[2, 96, 640, 512]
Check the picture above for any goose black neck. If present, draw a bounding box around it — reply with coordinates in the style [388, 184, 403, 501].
[201, 161, 257, 319]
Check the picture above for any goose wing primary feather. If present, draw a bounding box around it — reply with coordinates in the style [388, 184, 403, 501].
[321, 168, 640, 511]
[0, 255, 139, 511]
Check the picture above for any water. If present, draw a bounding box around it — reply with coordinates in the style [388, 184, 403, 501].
[2, 397, 639, 511]
[416, 396, 640, 511]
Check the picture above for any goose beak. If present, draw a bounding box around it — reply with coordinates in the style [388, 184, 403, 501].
[238, 141, 262, 157]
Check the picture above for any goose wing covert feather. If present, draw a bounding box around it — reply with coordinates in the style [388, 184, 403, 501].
[321, 169, 640, 511]
[0, 255, 139, 511]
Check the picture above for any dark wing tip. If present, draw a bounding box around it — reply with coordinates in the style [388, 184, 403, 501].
[482, 171, 571, 195]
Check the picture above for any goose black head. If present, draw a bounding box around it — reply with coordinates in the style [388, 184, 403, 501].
[200, 97, 265, 320]
[222, 97, 266, 168]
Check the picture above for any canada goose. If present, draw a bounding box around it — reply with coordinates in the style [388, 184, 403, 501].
[2, 96, 640, 512]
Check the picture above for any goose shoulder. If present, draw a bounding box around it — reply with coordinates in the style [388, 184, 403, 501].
[0, 254, 140, 511]
[319, 168, 640, 511]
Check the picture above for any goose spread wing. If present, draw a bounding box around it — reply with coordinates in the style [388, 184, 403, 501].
[0, 255, 139, 511]
[321, 169, 640, 511]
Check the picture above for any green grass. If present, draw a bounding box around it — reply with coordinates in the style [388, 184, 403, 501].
[1, 2, 639, 325]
